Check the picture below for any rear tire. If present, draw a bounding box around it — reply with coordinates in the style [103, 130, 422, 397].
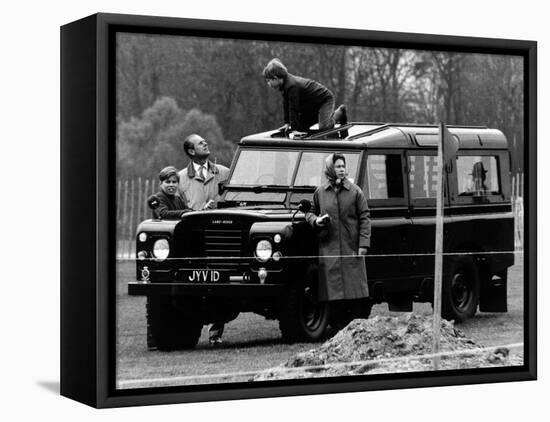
[279, 282, 329, 343]
[146, 297, 203, 351]
[442, 257, 480, 322]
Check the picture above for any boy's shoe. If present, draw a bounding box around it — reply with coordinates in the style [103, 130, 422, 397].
[333, 104, 348, 125]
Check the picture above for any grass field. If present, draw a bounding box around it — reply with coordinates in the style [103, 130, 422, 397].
[116, 256, 524, 389]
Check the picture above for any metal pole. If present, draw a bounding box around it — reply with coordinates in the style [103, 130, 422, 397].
[432, 122, 445, 370]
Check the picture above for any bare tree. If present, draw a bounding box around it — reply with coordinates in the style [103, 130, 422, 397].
[116, 35, 524, 176]
[430, 52, 466, 123]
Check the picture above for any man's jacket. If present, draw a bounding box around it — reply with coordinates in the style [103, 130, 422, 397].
[178, 160, 230, 210]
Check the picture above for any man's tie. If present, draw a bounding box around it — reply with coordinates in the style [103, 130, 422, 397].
[198, 165, 206, 182]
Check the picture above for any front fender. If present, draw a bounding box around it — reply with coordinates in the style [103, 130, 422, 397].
[249, 221, 317, 271]
[249, 221, 294, 241]
[136, 219, 179, 237]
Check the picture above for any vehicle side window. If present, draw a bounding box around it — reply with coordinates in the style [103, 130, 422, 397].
[290, 152, 359, 206]
[457, 156, 500, 196]
[365, 155, 404, 199]
[294, 152, 359, 187]
[408, 155, 439, 198]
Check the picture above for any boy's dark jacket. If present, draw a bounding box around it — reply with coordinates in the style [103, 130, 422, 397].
[153, 190, 191, 219]
[282, 73, 334, 131]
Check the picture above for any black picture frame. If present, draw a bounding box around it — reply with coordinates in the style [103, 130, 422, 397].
[60, 12, 537, 408]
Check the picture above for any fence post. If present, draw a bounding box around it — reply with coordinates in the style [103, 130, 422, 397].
[520, 172, 524, 198]
[143, 179, 149, 221]
[515, 174, 519, 203]
[137, 177, 142, 227]
[116, 179, 122, 226]
[122, 180, 129, 259]
[512, 174, 517, 251]
[127, 179, 135, 258]
[519, 172, 524, 251]
[116, 179, 122, 258]
[512, 174, 515, 206]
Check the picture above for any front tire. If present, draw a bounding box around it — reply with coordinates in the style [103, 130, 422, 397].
[442, 257, 480, 322]
[146, 297, 203, 351]
[279, 282, 330, 342]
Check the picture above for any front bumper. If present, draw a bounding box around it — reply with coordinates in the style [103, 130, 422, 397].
[128, 281, 285, 298]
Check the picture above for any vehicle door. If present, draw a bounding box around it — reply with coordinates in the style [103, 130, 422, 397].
[448, 151, 515, 272]
[360, 151, 413, 292]
[405, 150, 451, 285]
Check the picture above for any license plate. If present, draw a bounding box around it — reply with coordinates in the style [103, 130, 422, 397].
[184, 269, 224, 283]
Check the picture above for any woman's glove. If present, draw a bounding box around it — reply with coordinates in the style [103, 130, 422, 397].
[315, 214, 330, 227]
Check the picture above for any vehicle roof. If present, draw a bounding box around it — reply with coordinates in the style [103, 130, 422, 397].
[239, 122, 509, 150]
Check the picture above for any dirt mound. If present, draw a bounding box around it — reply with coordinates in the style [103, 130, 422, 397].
[254, 314, 520, 381]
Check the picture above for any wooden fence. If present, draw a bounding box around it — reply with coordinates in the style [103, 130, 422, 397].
[117, 177, 157, 259]
[116, 173, 525, 259]
[511, 173, 524, 252]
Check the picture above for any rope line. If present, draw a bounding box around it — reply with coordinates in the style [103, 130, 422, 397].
[118, 250, 524, 262]
[116, 342, 523, 388]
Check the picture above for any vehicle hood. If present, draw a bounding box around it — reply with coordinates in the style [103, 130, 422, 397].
[181, 206, 301, 221]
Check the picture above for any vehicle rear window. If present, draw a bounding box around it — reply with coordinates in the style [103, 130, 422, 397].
[366, 154, 404, 199]
[457, 156, 500, 196]
[408, 155, 439, 198]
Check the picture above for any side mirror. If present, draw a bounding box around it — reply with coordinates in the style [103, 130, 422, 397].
[147, 194, 160, 210]
[218, 181, 226, 195]
[298, 199, 311, 213]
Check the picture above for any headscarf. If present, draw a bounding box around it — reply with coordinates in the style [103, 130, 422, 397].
[324, 153, 346, 186]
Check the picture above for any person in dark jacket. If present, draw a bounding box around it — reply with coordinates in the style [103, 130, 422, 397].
[263, 58, 335, 132]
[153, 166, 191, 219]
[305, 153, 371, 319]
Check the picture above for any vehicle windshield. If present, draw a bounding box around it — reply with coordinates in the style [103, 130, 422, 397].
[225, 149, 360, 203]
[225, 150, 299, 203]
[230, 150, 299, 186]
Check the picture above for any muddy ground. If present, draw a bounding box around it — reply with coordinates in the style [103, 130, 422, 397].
[254, 314, 522, 381]
[116, 257, 524, 389]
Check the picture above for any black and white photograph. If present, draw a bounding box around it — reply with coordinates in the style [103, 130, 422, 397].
[8, 0, 548, 419]
[114, 24, 528, 390]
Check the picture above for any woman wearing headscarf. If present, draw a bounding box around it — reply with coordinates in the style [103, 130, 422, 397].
[305, 153, 371, 321]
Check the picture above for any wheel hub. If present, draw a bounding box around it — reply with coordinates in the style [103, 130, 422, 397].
[451, 273, 471, 310]
[302, 287, 323, 330]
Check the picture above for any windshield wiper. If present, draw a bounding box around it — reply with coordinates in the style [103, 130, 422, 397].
[251, 184, 287, 193]
[224, 184, 316, 193]
[224, 184, 287, 192]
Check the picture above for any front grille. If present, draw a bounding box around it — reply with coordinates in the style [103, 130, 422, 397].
[203, 228, 243, 270]
[173, 216, 254, 274]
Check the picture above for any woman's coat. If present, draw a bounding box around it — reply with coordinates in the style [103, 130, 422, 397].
[306, 178, 371, 301]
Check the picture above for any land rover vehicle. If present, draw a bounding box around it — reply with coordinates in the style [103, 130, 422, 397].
[128, 122, 514, 350]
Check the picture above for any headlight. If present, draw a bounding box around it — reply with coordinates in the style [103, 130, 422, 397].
[152, 238, 170, 261]
[255, 240, 273, 262]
